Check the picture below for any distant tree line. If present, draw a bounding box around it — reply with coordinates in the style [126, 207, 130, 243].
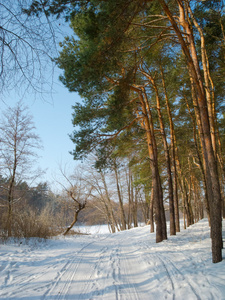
[0, 177, 56, 238]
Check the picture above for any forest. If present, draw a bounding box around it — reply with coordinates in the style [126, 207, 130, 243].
[0, 0, 225, 264]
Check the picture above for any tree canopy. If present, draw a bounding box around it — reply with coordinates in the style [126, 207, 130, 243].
[26, 0, 225, 263]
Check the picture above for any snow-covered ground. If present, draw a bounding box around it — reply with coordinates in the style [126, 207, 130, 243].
[0, 219, 225, 300]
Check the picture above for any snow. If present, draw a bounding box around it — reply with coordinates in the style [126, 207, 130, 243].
[76, 224, 112, 235]
[0, 219, 225, 300]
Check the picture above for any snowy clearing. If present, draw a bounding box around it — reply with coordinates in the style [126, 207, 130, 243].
[0, 219, 225, 300]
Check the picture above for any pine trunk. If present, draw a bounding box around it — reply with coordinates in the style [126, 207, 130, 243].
[160, 0, 222, 263]
[150, 188, 155, 233]
[143, 71, 176, 236]
[101, 172, 120, 232]
[138, 90, 165, 242]
[114, 164, 127, 231]
[161, 67, 180, 233]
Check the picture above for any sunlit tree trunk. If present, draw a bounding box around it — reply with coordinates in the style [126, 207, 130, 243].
[63, 202, 86, 236]
[113, 162, 127, 230]
[159, 0, 222, 262]
[150, 187, 154, 233]
[160, 66, 180, 232]
[127, 168, 132, 229]
[100, 171, 120, 232]
[140, 88, 167, 242]
[188, 5, 217, 155]
[185, 95, 211, 224]
[134, 188, 138, 228]
[141, 70, 176, 236]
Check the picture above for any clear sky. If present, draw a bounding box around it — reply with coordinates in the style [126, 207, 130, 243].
[1, 70, 81, 190]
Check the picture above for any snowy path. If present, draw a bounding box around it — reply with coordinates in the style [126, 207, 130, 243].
[0, 219, 225, 300]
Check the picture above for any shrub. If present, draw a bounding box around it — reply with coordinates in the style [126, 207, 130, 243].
[12, 206, 58, 238]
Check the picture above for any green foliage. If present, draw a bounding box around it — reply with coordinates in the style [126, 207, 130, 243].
[26, 0, 225, 236]
[194, 1, 225, 107]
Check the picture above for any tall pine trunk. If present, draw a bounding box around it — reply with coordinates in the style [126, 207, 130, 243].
[113, 162, 127, 230]
[150, 187, 155, 233]
[160, 0, 222, 262]
[137, 89, 166, 242]
[100, 171, 120, 232]
[160, 66, 180, 232]
[141, 70, 176, 236]
[185, 95, 211, 224]
[142, 88, 167, 241]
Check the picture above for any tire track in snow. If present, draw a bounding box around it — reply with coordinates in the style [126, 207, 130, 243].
[105, 232, 142, 300]
[125, 237, 173, 300]
[119, 247, 141, 300]
[0, 242, 57, 291]
[76, 244, 120, 300]
[157, 254, 202, 300]
[77, 238, 140, 300]
[128, 238, 180, 300]
[75, 238, 123, 299]
[110, 247, 120, 300]
[41, 255, 76, 300]
[41, 234, 111, 300]
[0, 235, 110, 299]
[0, 254, 61, 298]
[77, 245, 109, 299]
[139, 240, 203, 300]
[149, 254, 176, 300]
[55, 245, 109, 300]
[96, 242, 140, 300]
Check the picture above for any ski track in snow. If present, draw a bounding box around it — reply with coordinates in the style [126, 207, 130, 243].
[41, 235, 111, 300]
[0, 219, 225, 300]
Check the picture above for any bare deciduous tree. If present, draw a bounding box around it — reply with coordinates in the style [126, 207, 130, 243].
[0, 0, 59, 97]
[0, 101, 42, 236]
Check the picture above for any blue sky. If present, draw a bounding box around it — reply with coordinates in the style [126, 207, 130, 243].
[0, 17, 82, 190]
[1, 71, 81, 190]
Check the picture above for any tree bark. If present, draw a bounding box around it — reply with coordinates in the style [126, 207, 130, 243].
[187, 4, 217, 155]
[140, 88, 167, 241]
[6, 133, 18, 237]
[100, 171, 120, 232]
[137, 93, 163, 242]
[114, 163, 127, 230]
[150, 187, 154, 233]
[134, 188, 138, 227]
[159, 0, 222, 263]
[141, 70, 176, 236]
[160, 66, 180, 232]
[185, 95, 211, 224]
[63, 207, 80, 236]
